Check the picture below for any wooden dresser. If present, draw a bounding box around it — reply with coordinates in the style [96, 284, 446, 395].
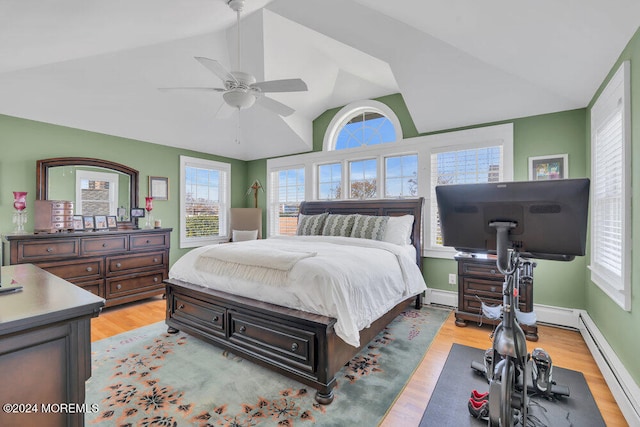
[0, 264, 104, 427]
[455, 254, 538, 341]
[5, 228, 171, 307]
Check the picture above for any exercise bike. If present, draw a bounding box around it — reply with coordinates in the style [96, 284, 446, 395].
[485, 221, 531, 427]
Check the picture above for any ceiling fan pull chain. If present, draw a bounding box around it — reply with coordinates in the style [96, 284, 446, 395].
[236, 107, 241, 144]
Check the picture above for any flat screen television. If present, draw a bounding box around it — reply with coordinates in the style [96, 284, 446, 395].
[435, 178, 590, 260]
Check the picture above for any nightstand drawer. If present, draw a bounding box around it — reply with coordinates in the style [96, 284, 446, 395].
[459, 260, 502, 279]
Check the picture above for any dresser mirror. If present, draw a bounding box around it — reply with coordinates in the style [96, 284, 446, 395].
[36, 157, 139, 228]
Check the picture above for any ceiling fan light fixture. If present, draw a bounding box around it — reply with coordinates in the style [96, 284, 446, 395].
[223, 90, 256, 109]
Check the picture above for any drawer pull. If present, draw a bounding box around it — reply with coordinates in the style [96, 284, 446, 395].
[491, 286, 497, 293]
[115, 262, 122, 268]
[46, 247, 53, 253]
[490, 269, 496, 274]
[116, 284, 122, 290]
[291, 343, 298, 352]
[146, 240, 151, 244]
[86, 267, 93, 272]
[102, 243, 108, 248]
[153, 277, 159, 282]
[178, 304, 185, 309]
[153, 258, 159, 263]
[239, 326, 247, 333]
[213, 316, 219, 322]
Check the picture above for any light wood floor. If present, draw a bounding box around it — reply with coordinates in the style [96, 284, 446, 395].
[91, 298, 628, 426]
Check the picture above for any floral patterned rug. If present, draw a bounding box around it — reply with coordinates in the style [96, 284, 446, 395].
[86, 305, 450, 427]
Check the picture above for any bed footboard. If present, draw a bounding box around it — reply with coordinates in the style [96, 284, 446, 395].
[164, 279, 415, 404]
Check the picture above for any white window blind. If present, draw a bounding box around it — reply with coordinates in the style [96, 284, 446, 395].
[430, 146, 503, 247]
[589, 60, 631, 310]
[269, 167, 305, 236]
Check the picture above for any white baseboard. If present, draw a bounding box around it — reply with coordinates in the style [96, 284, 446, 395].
[427, 288, 640, 425]
[578, 311, 640, 426]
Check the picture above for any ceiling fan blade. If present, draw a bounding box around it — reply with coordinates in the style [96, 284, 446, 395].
[195, 57, 237, 84]
[255, 95, 295, 117]
[251, 78, 308, 93]
[158, 87, 225, 92]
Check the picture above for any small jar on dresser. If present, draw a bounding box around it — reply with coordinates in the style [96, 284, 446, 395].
[5, 228, 172, 307]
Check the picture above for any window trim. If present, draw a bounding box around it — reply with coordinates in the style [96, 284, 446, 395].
[267, 123, 513, 252]
[179, 155, 231, 248]
[323, 100, 402, 151]
[588, 60, 631, 311]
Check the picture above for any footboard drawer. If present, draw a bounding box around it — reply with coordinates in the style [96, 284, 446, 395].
[172, 293, 226, 338]
[228, 310, 316, 373]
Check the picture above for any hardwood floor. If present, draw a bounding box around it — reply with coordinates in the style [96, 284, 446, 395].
[91, 299, 628, 426]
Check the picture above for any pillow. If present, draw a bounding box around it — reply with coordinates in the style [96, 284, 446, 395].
[382, 215, 414, 245]
[232, 229, 259, 242]
[296, 212, 328, 235]
[350, 214, 389, 240]
[322, 214, 356, 237]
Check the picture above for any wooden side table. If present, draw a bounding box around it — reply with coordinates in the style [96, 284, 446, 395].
[0, 264, 105, 427]
[454, 254, 538, 341]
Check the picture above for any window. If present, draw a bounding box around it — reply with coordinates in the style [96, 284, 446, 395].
[323, 100, 402, 151]
[76, 170, 119, 216]
[268, 123, 513, 249]
[589, 61, 631, 311]
[349, 159, 377, 199]
[318, 163, 342, 200]
[179, 156, 230, 248]
[269, 167, 305, 236]
[430, 146, 503, 247]
[385, 154, 418, 197]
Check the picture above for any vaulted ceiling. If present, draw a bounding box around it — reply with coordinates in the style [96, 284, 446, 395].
[1, 0, 638, 160]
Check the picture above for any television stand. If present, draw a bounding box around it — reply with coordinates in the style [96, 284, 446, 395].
[455, 254, 538, 341]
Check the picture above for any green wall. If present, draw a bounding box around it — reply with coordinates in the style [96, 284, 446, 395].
[584, 27, 640, 384]
[0, 115, 248, 266]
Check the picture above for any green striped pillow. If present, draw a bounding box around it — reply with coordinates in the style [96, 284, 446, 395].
[350, 214, 389, 240]
[296, 212, 328, 235]
[322, 214, 356, 237]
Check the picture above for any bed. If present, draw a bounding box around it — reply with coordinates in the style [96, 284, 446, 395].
[164, 198, 426, 404]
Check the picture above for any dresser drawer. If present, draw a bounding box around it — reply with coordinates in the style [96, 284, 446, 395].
[106, 272, 164, 298]
[106, 251, 166, 276]
[130, 233, 169, 250]
[172, 293, 226, 337]
[15, 239, 79, 262]
[229, 310, 315, 373]
[81, 235, 128, 255]
[36, 257, 104, 281]
[76, 279, 105, 298]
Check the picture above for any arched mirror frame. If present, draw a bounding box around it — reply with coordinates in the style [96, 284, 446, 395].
[36, 157, 139, 228]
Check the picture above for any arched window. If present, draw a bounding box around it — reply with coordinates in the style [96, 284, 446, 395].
[323, 100, 402, 151]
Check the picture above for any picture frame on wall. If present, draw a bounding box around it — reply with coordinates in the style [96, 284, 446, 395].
[528, 154, 568, 181]
[149, 176, 169, 201]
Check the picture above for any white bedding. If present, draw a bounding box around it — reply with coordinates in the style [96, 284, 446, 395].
[169, 235, 427, 347]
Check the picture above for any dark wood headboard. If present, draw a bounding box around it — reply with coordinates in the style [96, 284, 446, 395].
[298, 198, 424, 269]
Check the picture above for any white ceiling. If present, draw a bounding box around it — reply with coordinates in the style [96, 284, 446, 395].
[1, 0, 638, 161]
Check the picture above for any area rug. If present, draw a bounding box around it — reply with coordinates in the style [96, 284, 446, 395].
[86, 305, 450, 426]
[420, 343, 605, 427]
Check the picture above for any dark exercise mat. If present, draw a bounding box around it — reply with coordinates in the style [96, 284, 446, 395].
[419, 343, 606, 427]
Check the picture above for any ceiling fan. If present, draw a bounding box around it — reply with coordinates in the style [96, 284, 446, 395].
[160, 0, 308, 117]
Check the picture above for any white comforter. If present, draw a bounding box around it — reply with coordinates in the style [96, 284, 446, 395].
[169, 235, 427, 347]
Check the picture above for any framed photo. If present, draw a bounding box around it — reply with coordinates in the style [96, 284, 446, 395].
[131, 208, 145, 218]
[149, 176, 169, 201]
[529, 154, 568, 181]
[72, 215, 84, 231]
[94, 215, 108, 230]
[83, 216, 95, 230]
[106, 215, 118, 229]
